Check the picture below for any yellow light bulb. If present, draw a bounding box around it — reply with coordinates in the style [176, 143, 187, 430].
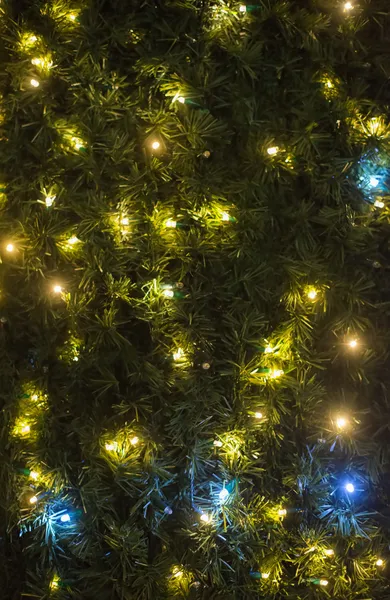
[213, 440, 223, 447]
[105, 442, 116, 451]
[53, 284, 63, 294]
[69, 13, 77, 20]
[374, 199, 385, 209]
[221, 211, 230, 221]
[178, 96, 185, 103]
[172, 566, 183, 578]
[173, 348, 184, 361]
[6, 243, 14, 252]
[348, 339, 358, 349]
[151, 141, 160, 150]
[344, 1, 353, 9]
[21, 424, 31, 435]
[254, 412, 263, 419]
[264, 345, 273, 353]
[45, 195, 55, 207]
[166, 219, 177, 228]
[130, 436, 139, 445]
[324, 548, 334, 556]
[30, 78, 40, 88]
[29, 35, 38, 44]
[319, 580, 328, 586]
[307, 289, 317, 300]
[270, 369, 284, 379]
[267, 146, 279, 156]
[239, 4, 247, 12]
[50, 577, 59, 590]
[262, 572, 270, 579]
[67, 236, 79, 245]
[326, 80, 333, 88]
[71, 137, 83, 150]
[163, 289, 174, 298]
[376, 558, 384, 567]
[278, 508, 287, 517]
[29, 495, 38, 504]
[200, 513, 211, 523]
[31, 58, 43, 66]
[336, 416, 347, 429]
[30, 471, 39, 480]
[32, 394, 38, 401]
[121, 217, 129, 226]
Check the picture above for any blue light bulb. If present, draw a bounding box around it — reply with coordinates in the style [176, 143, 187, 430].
[345, 483, 355, 493]
[370, 176, 379, 188]
[60, 513, 71, 522]
[219, 488, 229, 503]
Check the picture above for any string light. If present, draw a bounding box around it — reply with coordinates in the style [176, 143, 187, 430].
[172, 567, 183, 578]
[307, 288, 318, 300]
[29, 470, 39, 480]
[221, 211, 230, 221]
[68, 12, 77, 21]
[53, 284, 63, 294]
[348, 339, 358, 349]
[50, 575, 60, 590]
[163, 289, 174, 298]
[105, 442, 116, 451]
[151, 141, 160, 150]
[267, 146, 279, 156]
[319, 579, 328, 586]
[374, 199, 385, 208]
[213, 440, 223, 447]
[178, 96, 185, 103]
[120, 217, 129, 226]
[200, 513, 212, 523]
[262, 572, 270, 579]
[254, 412, 263, 419]
[264, 345, 273, 353]
[173, 348, 185, 361]
[60, 513, 71, 523]
[345, 482, 355, 493]
[270, 369, 284, 379]
[376, 558, 384, 567]
[219, 488, 229, 503]
[30, 78, 40, 88]
[344, 1, 353, 9]
[21, 424, 31, 435]
[71, 137, 84, 150]
[278, 508, 287, 517]
[67, 236, 79, 245]
[45, 195, 55, 207]
[29, 495, 38, 504]
[166, 219, 177, 228]
[324, 548, 334, 556]
[336, 416, 348, 430]
[239, 4, 247, 11]
[6, 243, 14, 252]
[130, 436, 139, 445]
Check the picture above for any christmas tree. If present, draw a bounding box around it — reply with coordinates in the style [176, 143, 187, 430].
[1, 0, 390, 598]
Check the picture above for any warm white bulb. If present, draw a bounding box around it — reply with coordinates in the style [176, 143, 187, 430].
[200, 513, 211, 523]
[173, 348, 184, 361]
[151, 141, 160, 150]
[213, 440, 223, 447]
[278, 508, 287, 517]
[53, 284, 63, 294]
[374, 199, 385, 208]
[166, 219, 177, 228]
[262, 572, 270, 579]
[105, 443, 115, 451]
[21, 424, 30, 434]
[178, 96, 185, 103]
[30, 78, 40, 88]
[344, 1, 353, 9]
[254, 412, 263, 419]
[239, 4, 247, 11]
[121, 217, 129, 226]
[173, 568, 183, 578]
[264, 345, 273, 353]
[163, 289, 174, 298]
[307, 289, 317, 300]
[130, 436, 139, 445]
[348, 339, 358, 349]
[30, 471, 39, 480]
[68, 236, 79, 245]
[69, 13, 77, 21]
[221, 212, 230, 221]
[29, 35, 38, 43]
[324, 548, 334, 556]
[6, 243, 14, 252]
[376, 558, 384, 567]
[270, 369, 284, 379]
[267, 146, 279, 156]
[319, 579, 328, 586]
[336, 416, 347, 429]
[45, 195, 55, 207]
[32, 394, 38, 401]
[326, 80, 333, 88]
[29, 495, 38, 504]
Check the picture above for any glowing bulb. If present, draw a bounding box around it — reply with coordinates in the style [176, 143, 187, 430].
[71, 137, 83, 150]
[30, 78, 40, 88]
[178, 96, 185, 103]
[374, 199, 385, 208]
[163, 289, 174, 298]
[173, 568, 183, 578]
[307, 289, 317, 300]
[262, 572, 270, 579]
[336, 416, 347, 429]
[344, 1, 353, 9]
[105, 443, 116, 451]
[67, 236, 79, 245]
[45, 195, 55, 207]
[278, 508, 287, 517]
[376, 558, 384, 567]
[69, 12, 77, 20]
[50, 576, 59, 590]
[21, 425, 30, 435]
[31, 58, 42, 66]
[121, 217, 129, 226]
[151, 141, 160, 150]
[200, 513, 211, 523]
[213, 440, 223, 447]
[239, 4, 247, 12]
[270, 369, 284, 379]
[30, 471, 39, 480]
[348, 339, 358, 349]
[6, 243, 14, 252]
[221, 211, 230, 221]
[326, 80, 333, 88]
[130, 436, 139, 445]
[32, 394, 38, 401]
[345, 483, 355, 493]
[53, 284, 63, 294]
[60, 513, 70, 523]
[264, 345, 273, 353]
[319, 579, 328, 586]
[29, 495, 38, 504]
[267, 146, 279, 156]
[173, 348, 184, 361]
[166, 219, 177, 228]
[370, 176, 379, 188]
[29, 35, 38, 44]
[254, 412, 263, 419]
[219, 488, 229, 503]
[324, 548, 334, 556]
